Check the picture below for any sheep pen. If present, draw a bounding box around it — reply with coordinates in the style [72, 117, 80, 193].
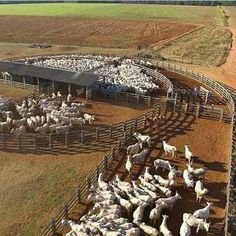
[0, 56, 233, 236]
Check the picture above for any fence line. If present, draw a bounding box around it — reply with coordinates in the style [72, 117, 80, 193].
[41, 97, 166, 236]
[152, 60, 235, 114]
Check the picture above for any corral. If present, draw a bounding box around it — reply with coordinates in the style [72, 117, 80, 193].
[0, 3, 235, 236]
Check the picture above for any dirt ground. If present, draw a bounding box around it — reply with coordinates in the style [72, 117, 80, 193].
[59, 112, 231, 236]
[0, 16, 197, 49]
[0, 82, 33, 101]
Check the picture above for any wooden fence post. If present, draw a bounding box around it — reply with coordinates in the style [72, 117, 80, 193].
[143, 115, 147, 128]
[17, 135, 21, 150]
[96, 128, 99, 142]
[118, 140, 121, 149]
[196, 105, 200, 118]
[137, 94, 140, 104]
[76, 188, 81, 204]
[115, 91, 118, 102]
[87, 177, 91, 190]
[65, 132, 69, 148]
[110, 125, 113, 139]
[134, 119, 138, 131]
[123, 122, 127, 133]
[81, 130, 84, 144]
[50, 218, 56, 236]
[103, 156, 108, 170]
[130, 126, 133, 138]
[111, 147, 116, 160]
[126, 93, 129, 103]
[1, 134, 5, 149]
[124, 131, 127, 145]
[63, 203, 68, 218]
[49, 133, 53, 149]
[33, 134, 37, 151]
[220, 109, 224, 123]
[184, 103, 188, 113]
[147, 96, 151, 107]
[96, 166, 100, 180]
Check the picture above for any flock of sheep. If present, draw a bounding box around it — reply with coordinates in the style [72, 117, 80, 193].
[0, 92, 94, 135]
[23, 55, 159, 95]
[62, 131, 211, 236]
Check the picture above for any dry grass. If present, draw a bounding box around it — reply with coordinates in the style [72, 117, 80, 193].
[0, 81, 33, 100]
[157, 25, 232, 66]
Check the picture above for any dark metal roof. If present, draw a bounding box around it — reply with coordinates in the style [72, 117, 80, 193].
[0, 61, 98, 87]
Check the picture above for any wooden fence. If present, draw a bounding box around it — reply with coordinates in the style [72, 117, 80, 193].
[151, 60, 235, 115]
[41, 101, 164, 236]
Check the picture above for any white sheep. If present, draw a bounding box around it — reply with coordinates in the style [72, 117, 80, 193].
[125, 156, 132, 176]
[160, 215, 173, 236]
[180, 221, 191, 236]
[184, 145, 193, 164]
[193, 202, 212, 220]
[186, 164, 207, 179]
[84, 113, 95, 124]
[194, 180, 209, 202]
[137, 222, 159, 236]
[183, 169, 194, 188]
[184, 213, 211, 233]
[154, 159, 171, 172]
[163, 141, 177, 158]
[149, 201, 166, 226]
[156, 192, 182, 210]
[133, 132, 151, 148]
[126, 142, 140, 155]
[133, 202, 149, 224]
[144, 166, 154, 181]
[132, 149, 148, 163]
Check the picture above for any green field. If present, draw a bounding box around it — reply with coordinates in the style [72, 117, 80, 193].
[0, 3, 225, 23]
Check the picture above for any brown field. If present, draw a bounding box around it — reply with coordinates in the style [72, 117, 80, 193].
[0, 16, 197, 49]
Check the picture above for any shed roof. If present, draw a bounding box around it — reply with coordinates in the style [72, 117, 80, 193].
[0, 61, 98, 87]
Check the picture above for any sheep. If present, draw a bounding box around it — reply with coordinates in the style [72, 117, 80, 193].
[125, 156, 132, 176]
[57, 91, 62, 97]
[162, 141, 177, 158]
[35, 123, 49, 133]
[180, 221, 191, 236]
[139, 175, 157, 192]
[12, 118, 26, 127]
[152, 182, 172, 197]
[160, 215, 173, 236]
[168, 166, 182, 180]
[84, 114, 95, 124]
[126, 191, 144, 207]
[98, 173, 110, 190]
[186, 164, 207, 179]
[136, 222, 159, 236]
[154, 159, 171, 172]
[184, 145, 193, 164]
[27, 118, 35, 130]
[114, 192, 133, 216]
[70, 117, 85, 128]
[153, 175, 174, 188]
[133, 132, 151, 148]
[193, 202, 212, 220]
[49, 122, 65, 132]
[155, 192, 182, 210]
[144, 166, 154, 181]
[133, 202, 148, 223]
[149, 201, 166, 226]
[10, 126, 26, 135]
[132, 149, 148, 163]
[183, 169, 194, 188]
[132, 188, 154, 205]
[194, 180, 209, 202]
[126, 142, 140, 155]
[61, 219, 88, 235]
[184, 213, 211, 233]
[55, 124, 72, 134]
[64, 230, 78, 236]
[114, 174, 132, 192]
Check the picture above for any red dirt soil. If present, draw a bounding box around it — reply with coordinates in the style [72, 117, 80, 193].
[0, 16, 197, 49]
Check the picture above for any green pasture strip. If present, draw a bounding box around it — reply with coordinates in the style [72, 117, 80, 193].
[0, 3, 225, 23]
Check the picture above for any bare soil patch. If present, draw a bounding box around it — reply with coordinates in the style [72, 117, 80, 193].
[0, 16, 197, 49]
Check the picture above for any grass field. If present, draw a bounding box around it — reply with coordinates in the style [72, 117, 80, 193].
[0, 3, 225, 23]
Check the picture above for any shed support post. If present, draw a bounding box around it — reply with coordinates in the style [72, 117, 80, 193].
[23, 76, 26, 88]
[52, 80, 55, 93]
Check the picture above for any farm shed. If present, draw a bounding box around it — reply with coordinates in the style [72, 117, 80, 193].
[0, 60, 99, 95]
